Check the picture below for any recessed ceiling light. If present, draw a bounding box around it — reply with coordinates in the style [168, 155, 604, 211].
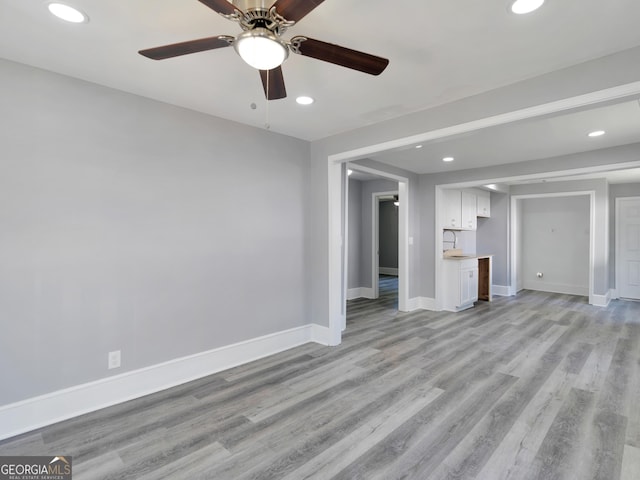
[48, 3, 88, 23]
[442, 157, 455, 162]
[509, 0, 545, 14]
[415, 145, 423, 149]
[588, 130, 606, 137]
[296, 96, 314, 105]
[347, 169, 353, 176]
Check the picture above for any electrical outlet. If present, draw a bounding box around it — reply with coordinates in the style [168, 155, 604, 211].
[108, 350, 121, 369]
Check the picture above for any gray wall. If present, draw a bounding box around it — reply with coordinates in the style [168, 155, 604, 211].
[520, 196, 590, 294]
[379, 200, 398, 270]
[357, 178, 398, 289]
[351, 159, 421, 296]
[608, 183, 640, 289]
[347, 178, 362, 288]
[0, 59, 310, 405]
[476, 191, 510, 286]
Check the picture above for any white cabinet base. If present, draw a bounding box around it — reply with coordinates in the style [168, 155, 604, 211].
[442, 258, 479, 312]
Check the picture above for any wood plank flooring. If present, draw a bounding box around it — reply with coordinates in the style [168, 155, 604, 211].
[2, 277, 639, 479]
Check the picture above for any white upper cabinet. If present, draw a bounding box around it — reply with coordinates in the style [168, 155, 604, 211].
[442, 188, 491, 230]
[443, 189, 462, 229]
[476, 190, 491, 217]
[461, 191, 477, 230]
[442, 189, 478, 230]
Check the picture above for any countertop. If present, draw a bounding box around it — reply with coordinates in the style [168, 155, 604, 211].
[443, 254, 493, 260]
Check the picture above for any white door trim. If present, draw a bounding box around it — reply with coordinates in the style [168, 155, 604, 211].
[510, 191, 595, 303]
[372, 190, 399, 299]
[615, 196, 640, 300]
[339, 164, 409, 336]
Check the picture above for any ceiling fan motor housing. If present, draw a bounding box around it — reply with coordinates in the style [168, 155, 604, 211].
[230, 0, 294, 35]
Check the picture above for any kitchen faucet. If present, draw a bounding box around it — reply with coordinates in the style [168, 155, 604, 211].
[443, 230, 457, 250]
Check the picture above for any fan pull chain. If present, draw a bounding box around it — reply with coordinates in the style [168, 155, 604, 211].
[265, 70, 271, 130]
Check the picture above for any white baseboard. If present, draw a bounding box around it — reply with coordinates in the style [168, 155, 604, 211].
[379, 267, 398, 276]
[522, 281, 589, 297]
[492, 285, 513, 297]
[406, 297, 437, 312]
[405, 297, 420, 311]
[310, 324, 332, 346]
[591, 290, 612, 307]
[347, 287, 375, 300]
[610, 289, 619, 300]
[0, 324, 328, 441]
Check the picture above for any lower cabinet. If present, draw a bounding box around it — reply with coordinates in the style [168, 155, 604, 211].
[443, 258, 479, 312]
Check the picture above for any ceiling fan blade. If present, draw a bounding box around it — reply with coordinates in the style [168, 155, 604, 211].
[198, 0, 239, 16]
[259, 67, 287, 100]
[291, 36, 389, 75]
[139, 36, 233, 60]
[272, 0, 325, 22]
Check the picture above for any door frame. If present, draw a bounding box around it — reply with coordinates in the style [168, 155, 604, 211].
[372, 190, 399, 299]
[510, 191, 595, 302]
[343, 164, 409, 322]
[615, 196, 640, 299]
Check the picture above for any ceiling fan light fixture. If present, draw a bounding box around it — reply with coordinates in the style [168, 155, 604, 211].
[234, 28, 288, 71]
[48, 3, 88, 23]
[509, 0, 545, 14]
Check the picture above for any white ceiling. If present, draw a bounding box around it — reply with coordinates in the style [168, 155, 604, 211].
[3, 0, 640, 186]
[371, 99, 640, 174]
[2, 0, 640, 145]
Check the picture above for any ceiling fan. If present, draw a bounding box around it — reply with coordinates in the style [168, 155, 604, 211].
[139, 0, 389, 100]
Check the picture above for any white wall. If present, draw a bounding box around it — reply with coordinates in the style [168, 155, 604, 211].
[0, 59, 310, 406]
[521, 196, 590, 295]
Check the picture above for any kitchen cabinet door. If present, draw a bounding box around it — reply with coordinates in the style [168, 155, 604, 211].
[460, 266, 479, 306]
[443, 189, 462, 229]
[442, 257, 478, 312]
[461, 191, 477, 230]
[477, 190, 491, 217]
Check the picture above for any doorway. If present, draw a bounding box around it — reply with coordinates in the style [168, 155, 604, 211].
[373, 192, 399, 303]
[616, 196, 640, 299]
[510, 192, 595, 301]
[343, 164, 408, 333]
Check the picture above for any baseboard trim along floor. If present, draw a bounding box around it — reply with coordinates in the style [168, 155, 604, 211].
[0, 323, 331, 440]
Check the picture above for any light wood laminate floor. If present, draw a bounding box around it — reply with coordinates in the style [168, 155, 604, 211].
[2, 279, 639, 479]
